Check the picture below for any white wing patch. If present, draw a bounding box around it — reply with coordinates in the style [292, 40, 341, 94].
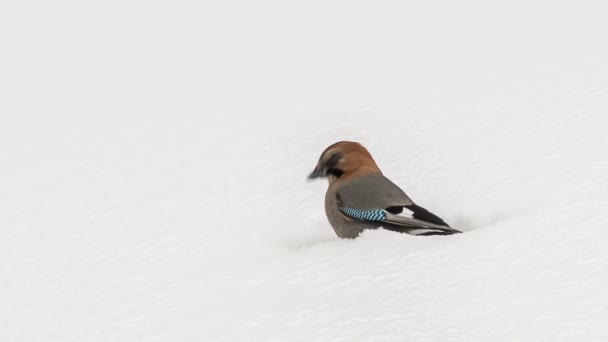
[396, 206, 415, 219]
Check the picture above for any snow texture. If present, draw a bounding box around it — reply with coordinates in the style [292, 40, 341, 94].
[2, 1, 608, 341]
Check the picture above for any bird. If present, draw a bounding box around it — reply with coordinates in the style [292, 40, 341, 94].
[308, 141, 461, 238]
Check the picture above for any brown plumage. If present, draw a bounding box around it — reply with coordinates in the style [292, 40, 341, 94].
[308, 141, 460, 238]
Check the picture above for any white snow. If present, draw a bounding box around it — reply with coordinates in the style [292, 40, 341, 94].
[2, 1, 608, 341]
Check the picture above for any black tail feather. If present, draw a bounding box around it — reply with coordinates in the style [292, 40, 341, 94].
[404, 204, 450, 227]
[382, 224, 459, 236]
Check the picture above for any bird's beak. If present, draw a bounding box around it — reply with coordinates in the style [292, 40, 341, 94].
[307, 167, 323, 180]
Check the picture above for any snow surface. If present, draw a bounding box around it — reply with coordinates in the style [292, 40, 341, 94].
[2, 1, 608, 341]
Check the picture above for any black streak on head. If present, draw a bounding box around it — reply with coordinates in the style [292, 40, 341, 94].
[325, 152, 343, 178]
[328, 168, 343, 178]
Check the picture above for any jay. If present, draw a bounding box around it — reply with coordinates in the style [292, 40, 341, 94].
[308, 141, 461, 238]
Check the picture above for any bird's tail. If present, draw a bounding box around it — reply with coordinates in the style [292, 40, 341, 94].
[382, 212, 461, 236]
[404, 203, 451, 227]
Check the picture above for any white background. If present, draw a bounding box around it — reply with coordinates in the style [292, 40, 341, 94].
[1, 1, 607, 341]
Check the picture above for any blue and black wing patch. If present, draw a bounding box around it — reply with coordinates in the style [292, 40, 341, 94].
[340, 207, 387, 221]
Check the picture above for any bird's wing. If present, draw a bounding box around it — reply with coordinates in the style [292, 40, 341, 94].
[337, 173, 460, 235]
[338, 206, 461, 235]
[338, 173, 413, 210]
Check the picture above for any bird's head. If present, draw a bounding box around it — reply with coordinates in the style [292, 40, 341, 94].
[308, 141, 381, 183]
